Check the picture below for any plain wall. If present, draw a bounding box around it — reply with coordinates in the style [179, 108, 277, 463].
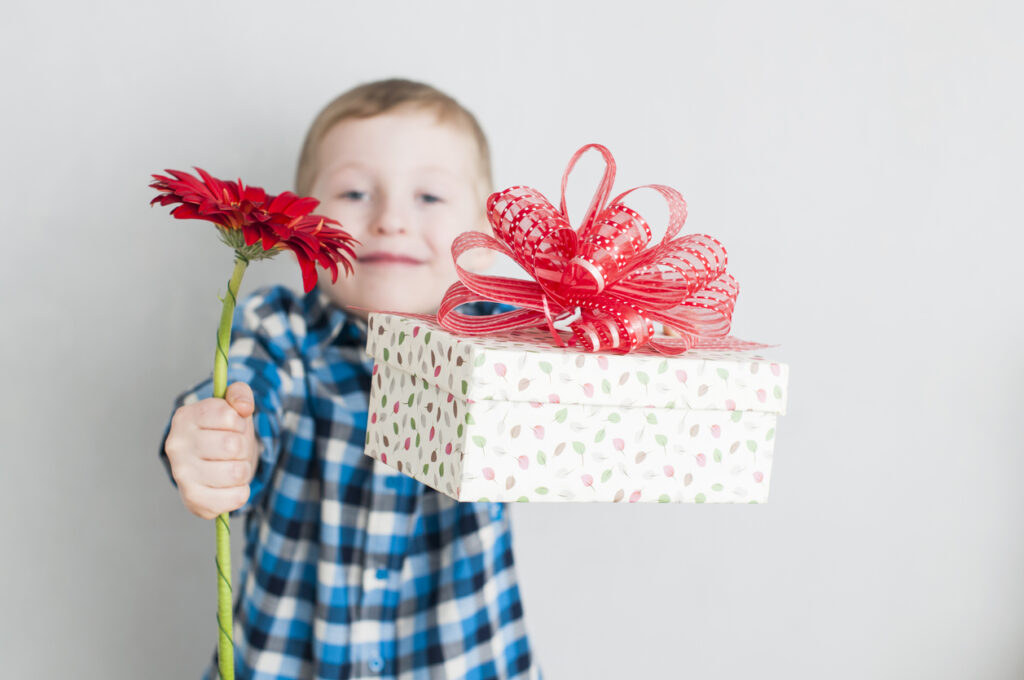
[2, 1, 1022, 678]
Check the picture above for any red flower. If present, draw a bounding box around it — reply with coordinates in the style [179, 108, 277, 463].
[150, 168, 357, 292]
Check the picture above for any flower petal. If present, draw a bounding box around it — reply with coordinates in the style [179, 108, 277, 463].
[151, 168, 356, 284]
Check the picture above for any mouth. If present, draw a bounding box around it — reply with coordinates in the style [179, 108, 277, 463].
[358, 252, 427, 266]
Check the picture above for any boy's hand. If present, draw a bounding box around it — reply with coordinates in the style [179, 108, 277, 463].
[165, 382, 259, 520]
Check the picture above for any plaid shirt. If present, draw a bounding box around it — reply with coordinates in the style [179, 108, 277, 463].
[160, 286, 541, 680]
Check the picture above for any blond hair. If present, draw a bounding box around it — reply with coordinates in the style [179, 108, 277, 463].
[295, 78, 492, 200]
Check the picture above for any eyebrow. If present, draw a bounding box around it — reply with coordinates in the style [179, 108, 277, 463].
[322, 162, 463, 183]
[417, 165, 459, 177]
[321, 161, 371, 177]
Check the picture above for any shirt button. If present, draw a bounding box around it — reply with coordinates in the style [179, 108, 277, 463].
[375, 568, 388, 580]
[489, 504, 503, 521]
[368, 655, 384, 673]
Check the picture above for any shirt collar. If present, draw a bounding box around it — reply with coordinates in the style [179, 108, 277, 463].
[306, 286, 369, 349]
[305, 290, 510, 350]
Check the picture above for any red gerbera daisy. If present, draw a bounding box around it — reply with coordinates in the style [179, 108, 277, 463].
[149, 166, 358, 680]
[150, 167, 357, 292]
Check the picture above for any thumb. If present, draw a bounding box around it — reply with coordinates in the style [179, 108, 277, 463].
[225, 381, 255, 419]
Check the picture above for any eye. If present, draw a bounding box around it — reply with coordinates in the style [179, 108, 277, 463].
[418, 192, 443, 204]
[338, 190, 366, 201]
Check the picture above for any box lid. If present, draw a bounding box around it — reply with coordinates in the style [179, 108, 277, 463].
[366, 313, 788, 415]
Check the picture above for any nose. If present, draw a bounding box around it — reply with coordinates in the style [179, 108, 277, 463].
[370, 193, 408, 236]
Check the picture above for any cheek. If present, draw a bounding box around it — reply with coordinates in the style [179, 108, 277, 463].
[321, 202, 370, 237]
[428, 237, 459, 270]
[424, 215, 473, 261]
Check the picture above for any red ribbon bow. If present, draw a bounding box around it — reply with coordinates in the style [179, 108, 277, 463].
[437, 144, 742, 355]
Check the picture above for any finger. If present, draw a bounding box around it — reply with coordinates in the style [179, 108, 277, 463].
[193, 398, 247, 433]
[180, 484, 250, 520]
[197, 430, 252, 462]
[197, 458, 255, 489]
[244, 417, 258, 467]
[225, 382, 255, 419]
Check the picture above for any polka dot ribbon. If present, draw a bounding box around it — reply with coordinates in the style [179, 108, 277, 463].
[438, 144, 751, 355]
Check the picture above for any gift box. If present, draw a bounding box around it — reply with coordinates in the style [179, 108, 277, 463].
[364, 312, 788, 503]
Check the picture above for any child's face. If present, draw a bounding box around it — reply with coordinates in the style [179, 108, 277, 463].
[309, 108, 491, 318]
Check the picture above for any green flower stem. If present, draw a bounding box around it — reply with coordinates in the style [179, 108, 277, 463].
[212, 256, 248, 680]
[213, 257, 249, 400]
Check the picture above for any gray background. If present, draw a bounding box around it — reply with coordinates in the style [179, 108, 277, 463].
[2, 1, 1022, 678]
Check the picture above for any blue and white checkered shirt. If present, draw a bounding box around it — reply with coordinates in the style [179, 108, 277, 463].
[160, 286, 541, 680]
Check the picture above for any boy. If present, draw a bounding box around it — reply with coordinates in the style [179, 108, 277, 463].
[161, 79, 541, 680]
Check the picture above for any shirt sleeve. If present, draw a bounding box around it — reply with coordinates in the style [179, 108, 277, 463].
[158, 286, 303, 517]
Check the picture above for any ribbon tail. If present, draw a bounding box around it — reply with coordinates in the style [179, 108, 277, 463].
[693, 336, 776, 351]
[647, 334, 774, 355]
[540, 295, 570, 347]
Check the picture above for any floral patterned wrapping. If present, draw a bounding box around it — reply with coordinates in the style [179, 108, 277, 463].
[365, 313, 788, 503]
